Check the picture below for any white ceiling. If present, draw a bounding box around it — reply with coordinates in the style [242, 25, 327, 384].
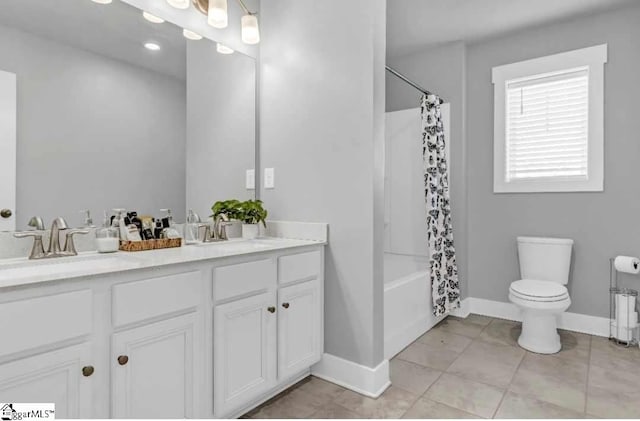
[0, 0, 187, 80]
[387, 0, 637, 57]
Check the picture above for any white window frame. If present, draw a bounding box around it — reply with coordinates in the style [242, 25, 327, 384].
[492, 44, 607, 193]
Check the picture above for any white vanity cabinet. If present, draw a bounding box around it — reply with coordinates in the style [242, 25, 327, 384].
[0, 242, 325, 419]
[111, 313, 199, 419]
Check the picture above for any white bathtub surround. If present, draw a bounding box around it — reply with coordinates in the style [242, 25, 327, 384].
[311, 353, 390, 398]
[383, 253, 446, 359]
[0, 228, 326, 419]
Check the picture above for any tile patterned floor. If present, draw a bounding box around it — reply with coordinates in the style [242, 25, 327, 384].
[243, 315, 640, 419]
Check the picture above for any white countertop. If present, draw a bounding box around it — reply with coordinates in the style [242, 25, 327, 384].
[0, 237, 325, 290]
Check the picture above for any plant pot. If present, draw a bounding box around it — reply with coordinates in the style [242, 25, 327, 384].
[242, 223, 259, 239]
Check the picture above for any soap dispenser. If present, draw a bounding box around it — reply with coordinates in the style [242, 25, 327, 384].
[112, 208, 128, 241]
[95, 211, 119, 253]
[184, 209, 202, 245]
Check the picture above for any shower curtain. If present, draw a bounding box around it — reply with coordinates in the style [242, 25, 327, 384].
[421, 94, 460, 316]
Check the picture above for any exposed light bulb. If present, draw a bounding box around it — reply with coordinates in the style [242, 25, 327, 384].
[166, 0, 189, 10]
[144, 42, 161, 51]
[216, 43, 234, 54]
[143, 11, 165, 23]
[91, 0, 112, 4]
[241, 14, 260, 45]
[183, 29, 203, 41]
[208, 0, 228, 28]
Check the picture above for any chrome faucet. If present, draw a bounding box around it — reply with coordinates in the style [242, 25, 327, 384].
[14, 217, 90, 260]
[202, 214, 230, 242]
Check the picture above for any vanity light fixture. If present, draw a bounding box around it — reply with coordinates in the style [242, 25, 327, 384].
[143, 11, 165, 23]
[208, 0, 228, 28]
[241, 13, 259, 45]
[91, 0, 112, 4]
[183, 29, 203, 40]
[166, 0, 190, 10]
[144, 42, 161, 51]
[216, 43, 234, 54]
[193, 0, 260, 44]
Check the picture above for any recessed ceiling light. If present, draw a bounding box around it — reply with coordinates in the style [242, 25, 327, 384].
[143, 11, 165, 24]
[183, 29, 203, 41]
[91, 0, 112, 4]
[216, 43, 234, 55]
[144, 42, 161, 51]
[166, 0, 189, 9]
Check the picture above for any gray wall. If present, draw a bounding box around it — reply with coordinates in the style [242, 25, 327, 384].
[260, 0, 387, 368]
[386, 41, 468, 298]
[0, 23, 186, 228]
[466, 4, 640, 318]
[186, 40, 256, 220]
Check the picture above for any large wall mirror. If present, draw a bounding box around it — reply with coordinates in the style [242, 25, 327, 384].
[0, 0, 256, 231]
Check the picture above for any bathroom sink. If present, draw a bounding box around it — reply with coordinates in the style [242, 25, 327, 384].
[0, 253, 141, 283]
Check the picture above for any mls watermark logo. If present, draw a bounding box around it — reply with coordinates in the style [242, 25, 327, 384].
[1, 404, 55, 420]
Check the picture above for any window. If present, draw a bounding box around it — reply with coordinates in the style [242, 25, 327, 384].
[492, 45, 607, 192]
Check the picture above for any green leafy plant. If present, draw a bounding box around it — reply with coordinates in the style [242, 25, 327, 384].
[238, 200, 268, 227]
[210, 199, 243, 220]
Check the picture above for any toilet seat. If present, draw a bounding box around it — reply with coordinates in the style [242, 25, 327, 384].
[509, 279, 569, 302]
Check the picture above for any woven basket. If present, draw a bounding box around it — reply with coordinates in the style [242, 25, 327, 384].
[119, 238, 182, 252]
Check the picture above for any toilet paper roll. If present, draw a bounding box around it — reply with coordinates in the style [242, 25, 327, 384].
[615, 294, 637, 326]
[614, 256, 640, 274]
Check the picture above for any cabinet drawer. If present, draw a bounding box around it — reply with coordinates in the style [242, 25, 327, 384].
[278, 250, 321, 284]
[213, 259, 275, 302]
[0, 290, 92, 358]
[112, 271, 201, 327]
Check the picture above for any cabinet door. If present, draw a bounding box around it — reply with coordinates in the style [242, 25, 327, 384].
[112, 313, 197, 419]
[214, 291, 277, 417]
[0, 343, 94, 419]
[278, 279, 322, 379]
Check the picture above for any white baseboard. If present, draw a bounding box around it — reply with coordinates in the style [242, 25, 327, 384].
[460, 297, 610, 337]
[450, 297, 471, 318]
[311, 353, 390, 398]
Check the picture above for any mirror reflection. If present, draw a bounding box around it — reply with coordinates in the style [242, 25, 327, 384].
[0, 0, 256, 231]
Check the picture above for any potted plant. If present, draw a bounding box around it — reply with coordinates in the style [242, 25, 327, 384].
[210, 199, 242, 221]
[238, 200, 268, 239]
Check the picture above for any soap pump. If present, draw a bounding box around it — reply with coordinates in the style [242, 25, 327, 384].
[184, 209, 202, 245]
[95, 211, 119, 253]
[112, 208, 128, 240]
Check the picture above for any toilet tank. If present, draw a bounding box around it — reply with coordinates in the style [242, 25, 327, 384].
[517, 236, 573, 284]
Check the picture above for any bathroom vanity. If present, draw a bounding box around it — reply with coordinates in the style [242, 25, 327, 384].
[0, 237, 325, 419]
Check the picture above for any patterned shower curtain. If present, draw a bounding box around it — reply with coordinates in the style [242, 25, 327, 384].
[421, 94, 460, 317]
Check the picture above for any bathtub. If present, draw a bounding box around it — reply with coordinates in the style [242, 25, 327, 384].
[384, 253, 445, 359]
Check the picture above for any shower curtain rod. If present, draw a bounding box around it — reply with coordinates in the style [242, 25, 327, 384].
[385, 65, 445, 104]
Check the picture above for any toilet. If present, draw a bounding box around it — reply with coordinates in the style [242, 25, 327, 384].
[509, 236, 573, 354]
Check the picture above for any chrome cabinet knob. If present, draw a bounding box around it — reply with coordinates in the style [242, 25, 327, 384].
[0, 209, 12, 219]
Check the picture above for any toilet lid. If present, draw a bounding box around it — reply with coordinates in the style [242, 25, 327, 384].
[510, 279, 568, 301]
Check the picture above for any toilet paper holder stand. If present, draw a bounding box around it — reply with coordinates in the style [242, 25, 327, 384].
[609, 258, 639, 347]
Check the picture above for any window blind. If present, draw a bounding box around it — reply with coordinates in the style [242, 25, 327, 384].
[505, 67, 589, 181]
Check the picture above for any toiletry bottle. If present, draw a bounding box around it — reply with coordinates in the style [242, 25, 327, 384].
[96, 211, 119, 253]
[112, 209, 128, 240]
[160, 209, 181, 239]
[184, 209, 201, 244]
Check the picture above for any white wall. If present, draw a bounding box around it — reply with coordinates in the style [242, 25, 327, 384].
[259, 0, 387, 369]
[0, 23, 186, 228]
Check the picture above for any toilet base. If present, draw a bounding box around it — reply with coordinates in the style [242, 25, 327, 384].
[518, 312, 561, 354]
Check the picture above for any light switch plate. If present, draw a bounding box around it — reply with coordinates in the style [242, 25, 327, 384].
[264, 168, 275, 189]
[245, 169, 255, 190]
